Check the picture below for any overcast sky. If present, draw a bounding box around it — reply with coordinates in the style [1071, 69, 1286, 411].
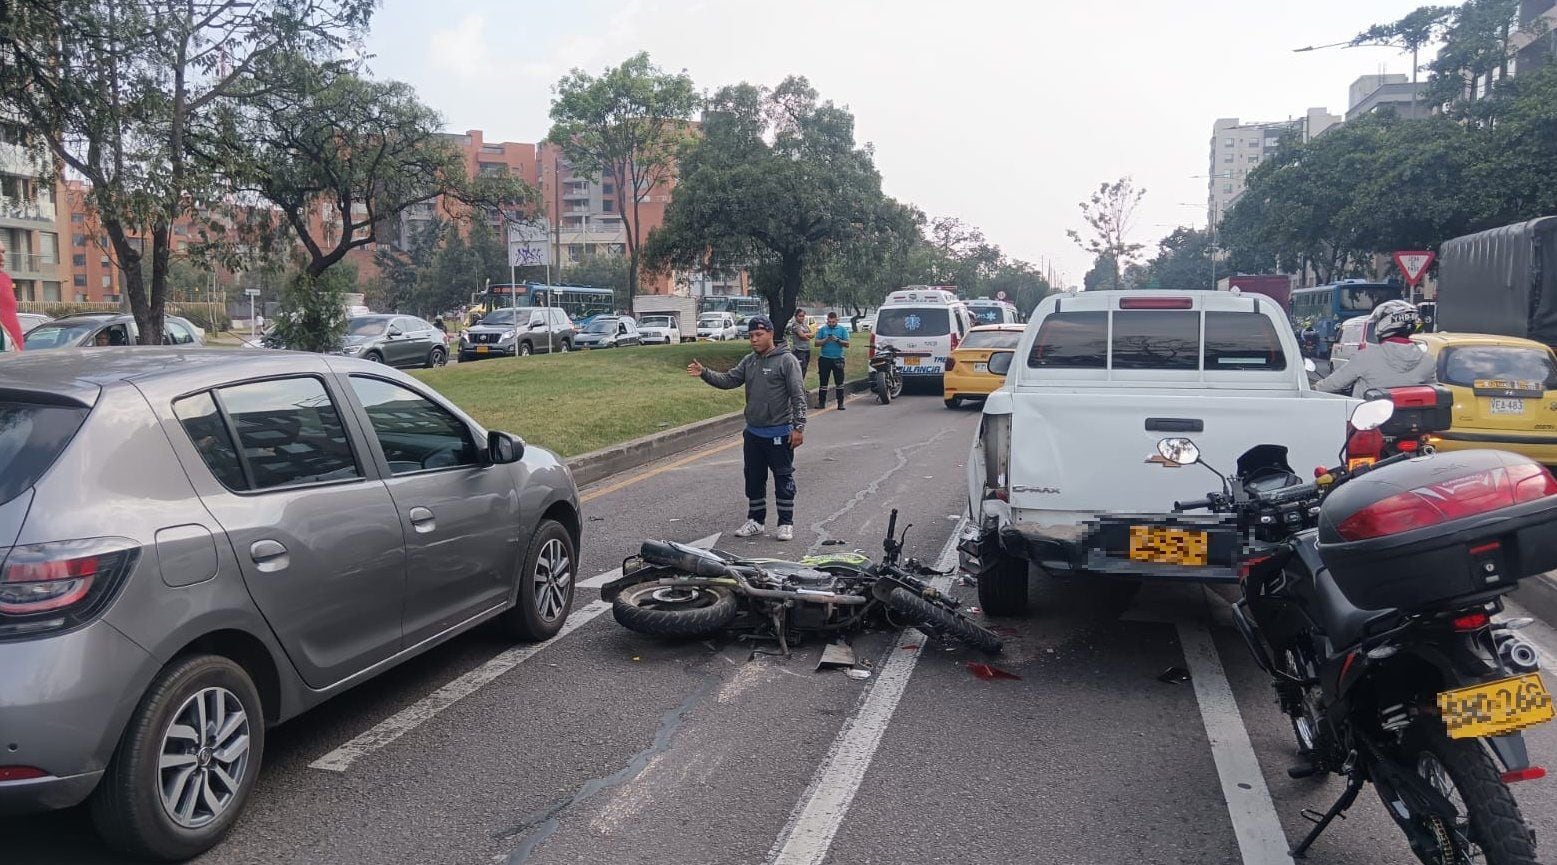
[363, 0, 1427, 287]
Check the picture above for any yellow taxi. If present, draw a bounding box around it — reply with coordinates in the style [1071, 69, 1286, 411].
[1413, 332, 1557, 466]
[944, 323, 1027, 409]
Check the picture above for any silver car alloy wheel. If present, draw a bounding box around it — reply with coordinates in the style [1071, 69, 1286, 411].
[158, 686, 252, 829]
[534, 538, 573, 623]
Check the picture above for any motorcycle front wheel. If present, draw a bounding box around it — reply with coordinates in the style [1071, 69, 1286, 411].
[1390, 724, 1538, 865]
[612, 581, 738, 637]
[883, 587, 1002, 653]
[874, 369, 893, 405]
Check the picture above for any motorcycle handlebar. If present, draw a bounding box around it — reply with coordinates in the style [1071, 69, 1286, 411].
[1173, 497, 1214, 513]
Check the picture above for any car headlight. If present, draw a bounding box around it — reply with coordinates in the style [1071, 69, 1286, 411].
[459, 333, 470, 344]
[498, 330, 517, 343]
[343, 344, 364, 354]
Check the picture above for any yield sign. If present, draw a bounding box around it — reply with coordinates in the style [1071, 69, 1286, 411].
[1393, 250, 1436, 288]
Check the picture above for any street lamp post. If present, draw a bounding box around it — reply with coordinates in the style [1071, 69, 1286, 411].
[1186, 171, 1234, 289]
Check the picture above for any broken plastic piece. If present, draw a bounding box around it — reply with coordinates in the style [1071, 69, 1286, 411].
[1158, 666, 1191, 684]
[966, 662, 1021, 681]
[846, 668, 872, 680]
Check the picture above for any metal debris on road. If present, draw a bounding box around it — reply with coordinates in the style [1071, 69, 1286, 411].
[966, 662, 1021, 681]
[817, 641, 858, 671]
[1158, 666, 1191, 684]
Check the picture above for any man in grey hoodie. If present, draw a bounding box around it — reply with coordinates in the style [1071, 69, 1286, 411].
[688, 316, 809, 540]
[1313, 300, 1435, 396]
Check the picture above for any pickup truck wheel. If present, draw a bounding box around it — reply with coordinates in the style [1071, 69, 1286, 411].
[977, 556, 1029, 616]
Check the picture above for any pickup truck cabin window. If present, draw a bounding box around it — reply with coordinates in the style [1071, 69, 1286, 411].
[1027, 309, 1286, 371]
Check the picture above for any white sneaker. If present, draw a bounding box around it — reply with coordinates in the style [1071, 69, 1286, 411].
[735, 519, 765, 538]
[776, 524, 794, 541]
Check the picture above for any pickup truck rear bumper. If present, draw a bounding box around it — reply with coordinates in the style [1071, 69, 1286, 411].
[961, 517, 1243, 584]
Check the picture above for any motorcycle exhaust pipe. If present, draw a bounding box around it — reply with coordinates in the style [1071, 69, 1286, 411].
[1498, 634, 1541, 673]
[639, 540, 735, 578]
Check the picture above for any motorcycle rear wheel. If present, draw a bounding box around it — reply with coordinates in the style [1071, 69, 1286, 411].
[1391, 724, 1538, 865]
[612, 582, 738, 637]
[884, 587, 1002, 653]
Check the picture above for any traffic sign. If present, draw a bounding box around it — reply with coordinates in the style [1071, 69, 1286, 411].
[1392, 251, 1436, 288]
[995, 290, 1008, 300]
[244, 288, 261, 296]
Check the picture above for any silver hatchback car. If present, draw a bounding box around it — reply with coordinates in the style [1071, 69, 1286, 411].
[0, 349, 580, 860]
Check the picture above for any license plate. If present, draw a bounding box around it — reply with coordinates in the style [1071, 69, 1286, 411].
[476, 345, 489, 354]
[1437, 674, 1554, 739]
[904, 356, 920, 366]
[1128, 526, 1209, 566]
[1491, 397, 1526, 415]
[974, 362, 988, 373]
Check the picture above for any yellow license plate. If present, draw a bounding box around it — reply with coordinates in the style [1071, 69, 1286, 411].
[1128, 526, 1208, 566]
[476, 345, 489, 354]
[1347, 457, 1376, 470]
[1438, 674, 1555, 739]
[904, 356, 920, 366]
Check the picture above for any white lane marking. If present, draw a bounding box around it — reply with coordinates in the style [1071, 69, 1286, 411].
[1176, 588, 1293, 865]
[310, 533, 720, 773]
[765, 520, 963, 865]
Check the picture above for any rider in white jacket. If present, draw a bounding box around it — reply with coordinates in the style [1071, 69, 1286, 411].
[1313, 300, 1435, 397]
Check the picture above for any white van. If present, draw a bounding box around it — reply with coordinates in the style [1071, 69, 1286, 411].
[870, 287, 975, 385]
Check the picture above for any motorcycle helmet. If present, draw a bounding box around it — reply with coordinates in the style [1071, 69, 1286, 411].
[1369, 300, 1420, 340]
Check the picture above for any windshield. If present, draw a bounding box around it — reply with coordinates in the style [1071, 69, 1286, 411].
[23, 321, 101, 349]
[969, 306, 1007, 324]
[0, 401, 91, 505]
[641, 316, 672, 328]
[1441, 346, 1557, 390]
[875, 307, 950, 337]
[586, 319, 618, 333]
[961, 330, 1022, 350]
[698, 316, 726, 327]
[347, 318, 390, 336]
[480, 309, 521, 326]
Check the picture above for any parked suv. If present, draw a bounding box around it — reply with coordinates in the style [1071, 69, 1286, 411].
[461, 306, 576, 359]
[0, 349, 581, 860]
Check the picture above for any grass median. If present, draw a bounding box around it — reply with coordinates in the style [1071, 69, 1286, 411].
[411, 339, 872, 458]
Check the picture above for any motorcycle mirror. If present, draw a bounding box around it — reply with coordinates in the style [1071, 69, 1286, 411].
[1304, 358, 1317, 373]
[1350, 399, 1395, 431]
[1156, 437, 1201, 466]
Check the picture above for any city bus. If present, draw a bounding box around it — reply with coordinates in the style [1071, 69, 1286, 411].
[480, 283, 616, 322]
[1288, 280, 1405, 354]
[698, 294, 767, 324]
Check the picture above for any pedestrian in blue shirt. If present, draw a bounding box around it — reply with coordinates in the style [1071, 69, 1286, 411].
[814, 311, 851, 410]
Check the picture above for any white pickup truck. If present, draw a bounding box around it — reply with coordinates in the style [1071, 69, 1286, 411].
[961, 289, 1359, 614]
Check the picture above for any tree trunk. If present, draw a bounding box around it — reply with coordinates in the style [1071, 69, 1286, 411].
[778, 252, 804, 328]
[622, 167, 640, 297]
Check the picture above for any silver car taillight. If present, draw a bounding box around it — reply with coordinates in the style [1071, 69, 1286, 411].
[0, 538, 141, 639]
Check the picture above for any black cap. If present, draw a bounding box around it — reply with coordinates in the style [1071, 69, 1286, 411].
[747, 315, 774, 333]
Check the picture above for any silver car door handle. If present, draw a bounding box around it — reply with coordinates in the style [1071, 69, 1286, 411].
[249, 539, 290, 573]
[409, 507, 436, 533]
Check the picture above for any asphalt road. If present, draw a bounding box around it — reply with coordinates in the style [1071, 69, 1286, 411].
[9, 382, 1557, 865]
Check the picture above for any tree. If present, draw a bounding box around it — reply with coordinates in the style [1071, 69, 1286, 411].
[1140, 227, 1216, 290]
[0, 0, 375, 344]
[808, 200, 936, 315]
[1422, 0, 1525, 113]
[270, 262, 355, 353]
[1083, 253, 1118, 291]
[547, 53, 699, 298]
[1067, 178, 1146, 291]
[1352, 5, 1455, 84]
[644, 77, 887, 324]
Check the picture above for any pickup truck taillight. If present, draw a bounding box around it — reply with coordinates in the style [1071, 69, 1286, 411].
[981, 414, 1011, 500]
[0, 538, 140, 640]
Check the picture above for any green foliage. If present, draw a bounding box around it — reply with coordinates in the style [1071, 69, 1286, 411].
[0, 0, 376, 344]
[1067, 178, 1146, 291]
[562, 254, 632, 310]
[548, 53, 700, 296]
[273, 266, 354, 354]
[644, 76, 887, 323]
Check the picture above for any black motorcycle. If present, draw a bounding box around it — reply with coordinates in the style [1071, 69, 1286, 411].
[1162, 397, 1557, 864]
[869, 344, 904, 404]
[601, 509, 1001, 654]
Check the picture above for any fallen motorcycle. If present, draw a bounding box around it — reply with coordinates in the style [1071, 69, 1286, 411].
[601, 510, 1001, 654]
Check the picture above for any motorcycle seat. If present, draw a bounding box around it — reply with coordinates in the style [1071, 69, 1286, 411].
[1312, 566, 1393, 650]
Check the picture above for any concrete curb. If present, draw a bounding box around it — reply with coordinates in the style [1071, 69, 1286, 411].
[1513, 575, 1557, 630]
[564, 374, 877, 488]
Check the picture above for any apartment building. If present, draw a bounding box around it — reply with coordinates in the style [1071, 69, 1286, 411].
[0, 120, 63, 302]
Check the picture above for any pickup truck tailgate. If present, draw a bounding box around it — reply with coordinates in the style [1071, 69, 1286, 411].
[1008, 391, 1354, 522]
